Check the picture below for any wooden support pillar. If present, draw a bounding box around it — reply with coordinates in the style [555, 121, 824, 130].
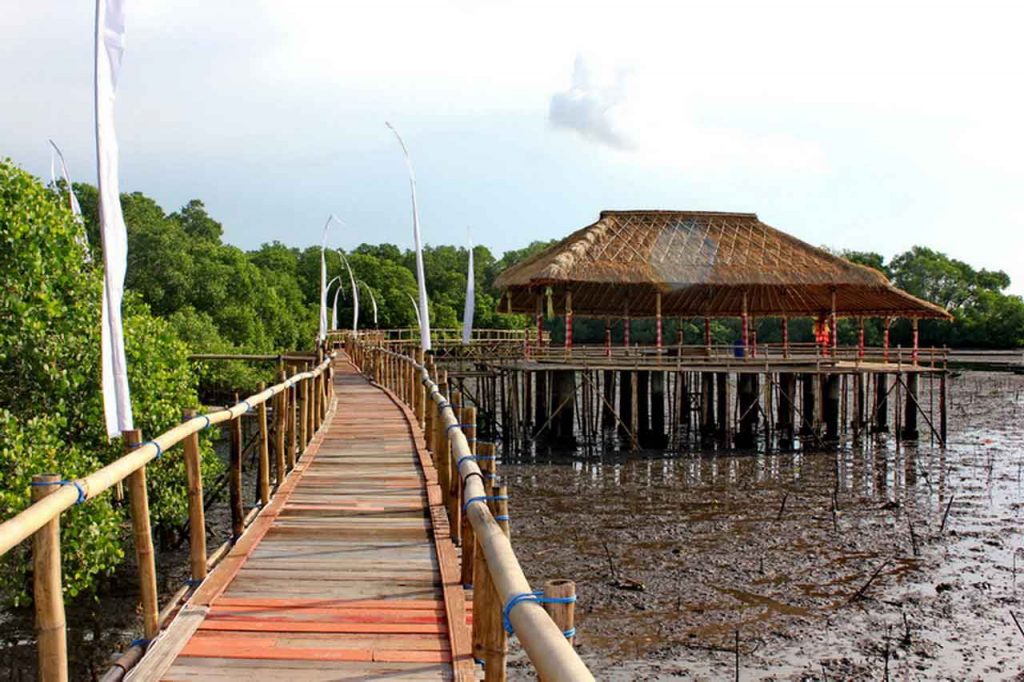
[700, 372, 715, 437]
[414, 348, 425, 429]
[650, 371, 666, 448]
[741, 292, 749, 356]
[736, 373, 759, 448]
[257, 383, 271, 507]
[552, 371, 576, 445]
[901, 372, 920, 440]
[875, 373, 890, 433]
[777, 373, 796, 444]
[857, 318, 865, 359]
[939, 369, 948, 446]
[883, 318, 892, 363]
[534, 371, 549, 438]
[182, 411, 208, 581]
[287, 379, 298, 469]
[124, 430, 159, 640]
[536, 293, 544, 350]
[601, 370, 615, 430]
[830, 290, 838, 357]
[853, 373, 865, 440]
[32, 473, 68, 682]
[703, 317, 712, 356]
[715, 373, 729, 444]
[800, 373, 817, 436]
[299, 378, 309, 449]
[604, 319, 612, 358]
[636, 371, 650, 443]
[782, 316, 790, 359]
[618, 371, 633, 443]
[449, 389, 464, 545]
[911, 318, 920, 366]
[624, 304, 631, 348]
[823, 374, 841, 442]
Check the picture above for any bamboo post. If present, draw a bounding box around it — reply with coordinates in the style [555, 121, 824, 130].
[483, 482, 511, 680]
[31, 473, 68, 682]
[257, 382, 271, 507]
[124, 429, 159, 640]
[274, 370, 287, 487]
[182, 410, 208, 581]
[414, 348, 426, 428]
[460, 406, 477, 586]
[449, 390, 464, 545]
[229, 414, 244, 540]
[288, 379, 298, 469]
[542, 579, 576, 646]
[424, 361, 436, 457]
[435, 370, 450, 503]
[300, 377, 310, 450]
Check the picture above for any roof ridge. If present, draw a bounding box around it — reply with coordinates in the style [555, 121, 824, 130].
[600, 209, 758, 219]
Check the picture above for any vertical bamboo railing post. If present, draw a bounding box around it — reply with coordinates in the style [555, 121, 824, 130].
[257, 383, 271, 507]
[123, 429, 159, 640]
[300, 377, 310, 452]
[483, 482, 511, 680]
[31, 473, 68, 682]
[274, 370, 287, 488]
[414, 348, 425, 428]
[435, 370, 450, 505]
[305, 369, 315, 441]
[424, 362, 436, 460]
[460, 406, 477, 585]
[229, 412, 244, 541]
[181, 411, 208, 581]
[471, 445, 495, 668]
[287, 377, 298, 470]
[449, 390, 464, 546]
[542, 579, 576, 646]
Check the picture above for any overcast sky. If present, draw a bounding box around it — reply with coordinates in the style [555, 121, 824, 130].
[3, 0, 1022, 292]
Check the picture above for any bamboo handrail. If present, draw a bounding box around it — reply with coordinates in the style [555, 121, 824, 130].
[0, 357, 332, 558]
[363, 341, 593, 681]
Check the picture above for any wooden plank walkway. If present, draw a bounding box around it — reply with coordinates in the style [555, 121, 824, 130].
[130, 356, 475, 681]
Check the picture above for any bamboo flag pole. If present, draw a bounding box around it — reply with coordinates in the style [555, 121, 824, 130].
[340, 251, 359, 332]
[386, 122, 431, 351]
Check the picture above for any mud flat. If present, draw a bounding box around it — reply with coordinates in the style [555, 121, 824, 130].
[506, 371, 1024, 680]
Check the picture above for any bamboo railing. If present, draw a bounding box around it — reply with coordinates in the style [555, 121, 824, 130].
[345, 335, 594, 682]
[0, 353, 335, 681]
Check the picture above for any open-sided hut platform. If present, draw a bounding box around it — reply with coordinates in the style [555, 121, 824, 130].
[455, 210, 952, 452]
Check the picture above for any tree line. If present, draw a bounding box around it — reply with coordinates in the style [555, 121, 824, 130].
[2, 157, 1023, 605]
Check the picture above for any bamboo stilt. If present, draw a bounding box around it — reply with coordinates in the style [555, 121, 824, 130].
[275, 370, 287, 487]
[460, 406, 477, 586]
[542, 579, 576, 646]
[229, 415, 244, 540]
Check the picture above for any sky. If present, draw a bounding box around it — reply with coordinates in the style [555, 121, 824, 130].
[3, 0, 1023, 293]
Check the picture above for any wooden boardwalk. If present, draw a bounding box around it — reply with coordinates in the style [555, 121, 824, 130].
[130, 356, 475, 681]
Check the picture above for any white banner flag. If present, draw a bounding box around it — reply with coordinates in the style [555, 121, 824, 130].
[462, 236, 475, 344]
[407, 293, 422, 331]
[318, 217, 333, 342]
[359, 281, 378, 326]
[95, 0, 133, 438]
[385, 123, 431, 351]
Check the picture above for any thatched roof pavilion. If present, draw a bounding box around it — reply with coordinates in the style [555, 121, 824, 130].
[495, 210, 951, 320]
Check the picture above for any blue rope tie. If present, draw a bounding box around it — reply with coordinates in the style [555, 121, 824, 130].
[466, 437, 477, 443]
[437, 401, 450, 412]
[563, 627, 577, 638]
[129, 438, 162, 458]
[475, 455, 497, 460]
[455, 455, 477, 469]
[129, 638, 149, 649]
[502, 592, 539, 633]
[31, 479, 87, 505]
[495, 514, 510, 522]
[532, 590, 577, 605]
[446, 423, 472, 432]
[184, 578, 203, 587]
[463, 494, 508, 512]
[242, 400, 252, 412]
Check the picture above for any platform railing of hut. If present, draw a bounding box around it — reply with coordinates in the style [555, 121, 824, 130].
[0, 355, 335, 682]
[344, 334, 594, 682]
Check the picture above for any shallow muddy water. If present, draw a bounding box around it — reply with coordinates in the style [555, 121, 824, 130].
[505, 371, 1024, 680]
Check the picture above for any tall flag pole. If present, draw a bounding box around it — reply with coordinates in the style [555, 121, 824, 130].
[462, 232, 475, 344]
[385, 122, 431, 351]
[328, 275, 343, 330]
[407, 293, 422, 331]
[318, 216, 338, 343]
[358, 281, 378, 326]
[340, 251, 359, 333]
[95, 0, 133, 438]
[49, 139, 91, 262]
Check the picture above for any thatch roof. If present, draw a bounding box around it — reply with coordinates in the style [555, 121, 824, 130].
[495, 211, 951, 319]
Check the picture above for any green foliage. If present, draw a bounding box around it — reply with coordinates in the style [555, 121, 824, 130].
[0, 160, 220, 604]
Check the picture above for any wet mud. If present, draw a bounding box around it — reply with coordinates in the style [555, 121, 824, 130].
[505, 371, 1024, 680]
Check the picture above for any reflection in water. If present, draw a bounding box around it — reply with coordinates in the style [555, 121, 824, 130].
[505, 372, 1024, 680]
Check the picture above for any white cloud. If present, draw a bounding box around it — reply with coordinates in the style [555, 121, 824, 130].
[547, 54, 828, 174]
